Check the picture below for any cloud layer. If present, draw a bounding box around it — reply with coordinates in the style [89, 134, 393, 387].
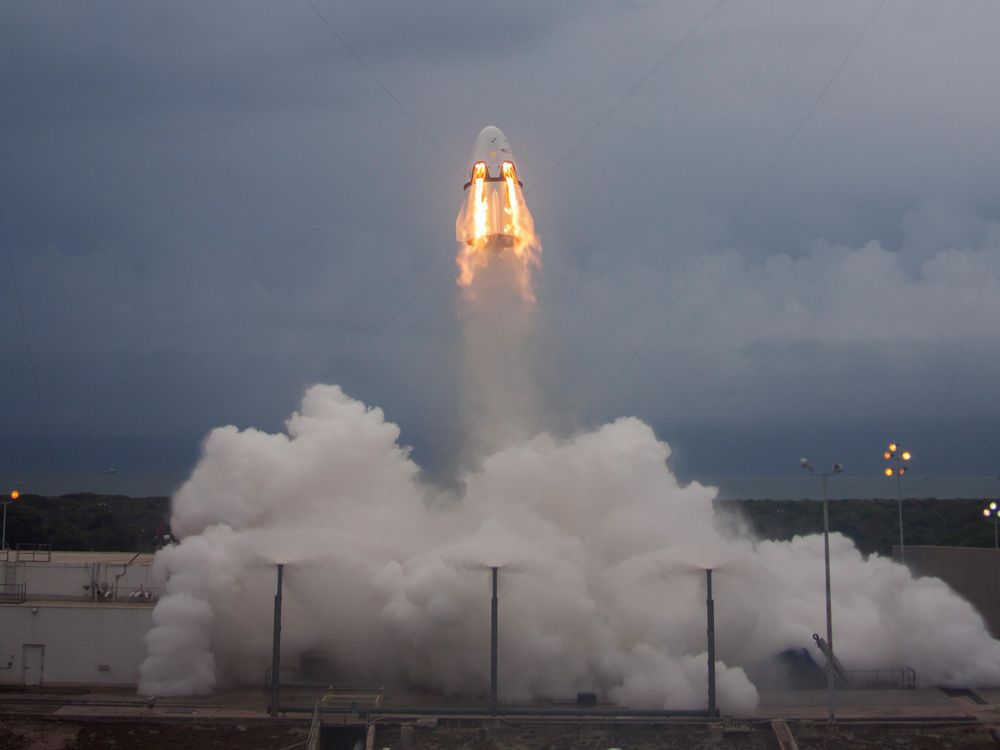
[2, 1, 1000, 476]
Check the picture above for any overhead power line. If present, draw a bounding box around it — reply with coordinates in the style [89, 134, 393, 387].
[598, 0, 889, 399]
[301, 0, 460, 173]
[531, 0, 728, 193]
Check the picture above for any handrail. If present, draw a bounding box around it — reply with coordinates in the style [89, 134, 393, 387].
[15, 543, 52, 562]
[306, 702, 322, 750]
[0, 583, 26, 603]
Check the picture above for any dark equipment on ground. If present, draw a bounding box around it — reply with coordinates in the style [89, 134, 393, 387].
[813, 633, 916, 689]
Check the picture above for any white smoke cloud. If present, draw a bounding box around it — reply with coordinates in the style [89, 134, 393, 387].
[140, 383, 1000, 711]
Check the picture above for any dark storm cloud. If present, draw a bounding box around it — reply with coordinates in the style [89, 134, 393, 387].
[2, 0, 999, 481]
[326, 0, 605, 61]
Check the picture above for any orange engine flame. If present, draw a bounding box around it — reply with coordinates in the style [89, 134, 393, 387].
[456, 161, 541, 299]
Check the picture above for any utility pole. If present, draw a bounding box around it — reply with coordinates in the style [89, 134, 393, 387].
[270, 563, 284, 717]
[706, 568, 716, 715]
[883, 443, 911, 563]
[490, 566, 498, 714]
[2, 490, 20, 551]
[800, 458, 843, 724]
[821, 472, 834, 723]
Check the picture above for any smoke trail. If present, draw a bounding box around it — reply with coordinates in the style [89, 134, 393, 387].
[454, 135, 543, 457]
[139, 384, 1000, 709]
[457, 252, 541, 460]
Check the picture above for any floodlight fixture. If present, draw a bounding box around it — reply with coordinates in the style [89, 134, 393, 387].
[983, 501, 1000, 549]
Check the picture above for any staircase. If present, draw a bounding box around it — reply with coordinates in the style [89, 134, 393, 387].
[0, 557, 23, 603]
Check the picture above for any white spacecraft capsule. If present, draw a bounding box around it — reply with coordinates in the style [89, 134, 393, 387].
[456, 125, 527, 249]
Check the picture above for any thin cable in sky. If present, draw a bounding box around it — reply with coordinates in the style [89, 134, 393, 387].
[327, 266, 449, 379]
[550, 264, 745, 458]
[530, 0, 728, 193]
[299, 0, 463, 379]
[0, 206, 56, 472]
[599, 0, 889, 398]
[301, 0, 460, 173]
[920, 241, 999, 474]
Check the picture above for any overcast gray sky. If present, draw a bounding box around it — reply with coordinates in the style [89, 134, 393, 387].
[2, 1, 999, 481]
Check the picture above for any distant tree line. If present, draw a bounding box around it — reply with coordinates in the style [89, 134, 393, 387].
[3, 494, 170, 553]
[720, 497, 998, 557]
[1, 493, 996, 556]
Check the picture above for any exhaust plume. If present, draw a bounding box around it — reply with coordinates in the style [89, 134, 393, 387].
[455, 126, 543, 457]
[139, 385, 1000, 709]
[139, 127, 1000, 709]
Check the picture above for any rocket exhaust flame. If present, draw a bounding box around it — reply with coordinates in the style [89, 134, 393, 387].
[456, 128, 541, 298]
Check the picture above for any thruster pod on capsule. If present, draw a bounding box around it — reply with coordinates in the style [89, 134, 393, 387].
[457, 126, 526, 249]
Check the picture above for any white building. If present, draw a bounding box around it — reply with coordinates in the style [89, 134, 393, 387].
[0, 548, 155, 687]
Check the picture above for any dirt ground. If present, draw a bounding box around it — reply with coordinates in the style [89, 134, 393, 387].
[2, 718, 999, 750]
[0, 719, 309, 750]
[375, 723, 1000, 750]
[371, 721, 1000, 750]
[786, 722, 1000, 749]
[372, 723, 773, 750]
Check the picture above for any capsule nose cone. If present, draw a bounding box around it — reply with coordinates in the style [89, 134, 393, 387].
[468, 126, 515, 182]
[476, 125, 507, 146]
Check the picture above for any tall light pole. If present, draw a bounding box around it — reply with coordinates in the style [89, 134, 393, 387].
[2, 490, 20, 551]
[983, 502, 999, 549]
[883, 442, 911, 564]
[270, 563, 284, 717]
[705, 568, 717, 716]
[490, 566, 499, 714]
[800, 458, 843, 724]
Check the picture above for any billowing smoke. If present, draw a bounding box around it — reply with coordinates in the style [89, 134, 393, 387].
[139, 131, 1000, 708]
[139, 383, 1000, 709]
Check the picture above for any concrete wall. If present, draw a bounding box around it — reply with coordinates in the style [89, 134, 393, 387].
[896, 545, 1000, 637]
[0, 602, 152, 687]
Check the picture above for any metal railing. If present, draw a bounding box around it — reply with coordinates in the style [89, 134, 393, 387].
[845, 667, 917, 689]
[0, 582, 26, 604]
[306, 702, 322, 750]
[813, 633, 916, 689]
[15, 543, 52, 562]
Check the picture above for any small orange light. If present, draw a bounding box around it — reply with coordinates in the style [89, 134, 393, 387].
[902, 451, 911, 461]
[883, 452, 891, 460]
[888, 443, 898, 453]
[885, 468, 894, 477]
[985, 508, 993, 517]
[899, 467, 907, 475]
[9, 490, 18, 501]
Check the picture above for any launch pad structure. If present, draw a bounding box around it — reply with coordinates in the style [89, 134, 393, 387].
[2, 547, 1000, 750]
[267, 562, 722, 720]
